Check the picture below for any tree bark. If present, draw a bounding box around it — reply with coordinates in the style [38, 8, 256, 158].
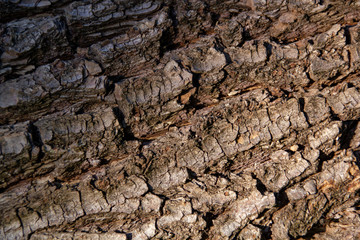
[1, 0, 360, 239]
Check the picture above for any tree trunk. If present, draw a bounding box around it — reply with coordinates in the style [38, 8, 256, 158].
[1, 0, 360, 239]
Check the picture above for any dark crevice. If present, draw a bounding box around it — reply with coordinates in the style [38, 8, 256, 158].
[28, 231, 35, 240]
[353, 150, 360, 170]
[27, 122, 45, 162]
[297, 144, 305, 151]
[159, 6, 180, 57]
[328, 71, 343, 82]
[28, 123, 43, 148]
[328, 106, 341, 121]
[219, 69, 229, 85]
[298, 98, 311, 126]
[270, 36, 281, 45]
[180, 72, 207, 110]
[252, 173, 268, 195]
[145, 181, 154, 192]
[126, 233, 133, 240]
[99, 158, 110, 166]
[15, 208, 25, 238]
[90, 175, 110, 205]
[215, 71, 232, 99]
[157, 194, 170, 216]
[237, 29, 252, 47]
[344, 26, 352, 45]
[210, 172, 231, 181]
[250, 224, 272, 240]
[75, 107, 84, 115]
[245, 221, 272, 240]
[339, 120, 358, 149]
[300, 206, 337, 239]
[59, 16, 77, 56]
[104, 80, 115, 96]
[201, 212, 217, 240]
[301, 222, 327, 240]
[204, 167, 211, 175]
[210, 12, 220, 27]
[204, 213, 216, 230]
[305, 72, 315, 87]
[223, 50, 233, 65]
[48, 178, 64, 190]
[187, 168, 198, 180]
[192, 73, 201, 89]
[189, 129, 197, 139]
[0, 1, 71, 23]
[96, 226, 107, 233]
[214, 38, 232, 65]
[318, 151, 335, 172]
[89, 175, 101, 191]
[354, 199, 360, 211]
[105, 75, 125, 96]
[159, 27, 180, 57]
[169, 5, 179, 29]
[198, 29, 207, 36]
[264, 42, 273, 62]
[274, 189, 290, 208]
[112, 107, 139, 141]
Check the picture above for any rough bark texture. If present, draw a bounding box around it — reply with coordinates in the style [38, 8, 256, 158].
[1, 0, 360, 239]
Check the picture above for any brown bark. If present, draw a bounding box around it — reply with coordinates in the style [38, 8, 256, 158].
[1, 0, 360, 239]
